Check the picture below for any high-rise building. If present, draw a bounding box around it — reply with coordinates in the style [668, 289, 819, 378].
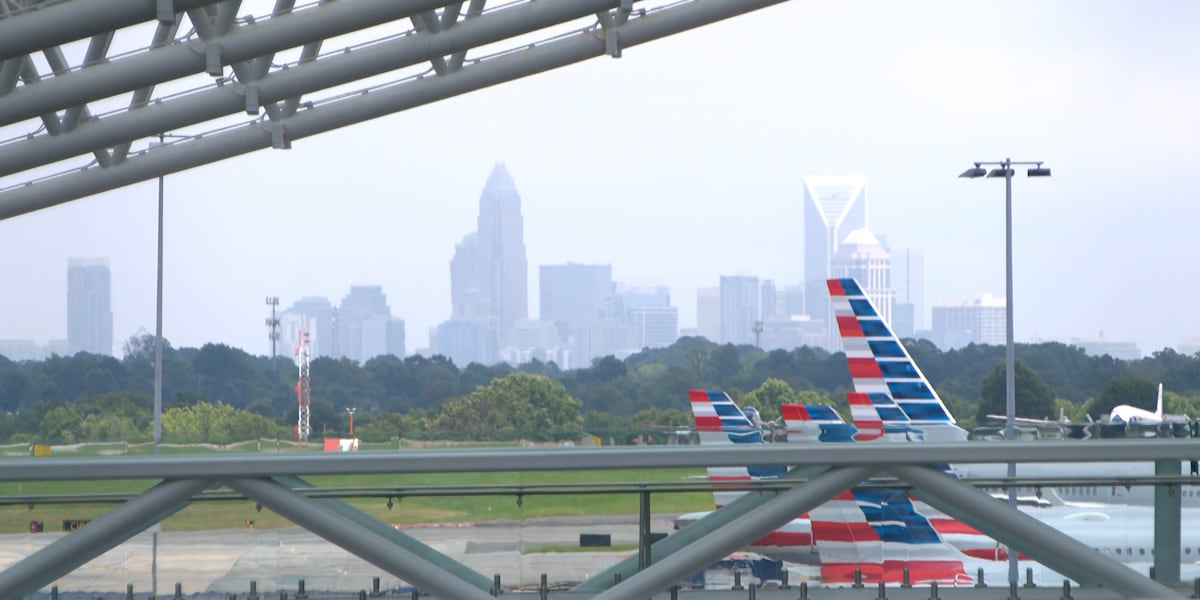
[719, 275, 760, 346]
[450, 233, 488, 319]
[780, 284, 805, 317]
[67, 258, 113, 356]
[614, 285, 678, 350]
[803, 176, 868, 346]
[281, 297, 335, 358]
[539, 263, 613, 342]
[931, 294, 1006, 350]
[474, 163, 528, 346]
[337, 286, 399, 363]
[435, 318, 498, 367]
[831, 228, 893, 329]
[760, 280, 778, 320]
[696, 287, 720, 342]
[890, 246, 926, 337]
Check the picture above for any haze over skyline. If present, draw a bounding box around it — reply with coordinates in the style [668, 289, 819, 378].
[1, 1, 1197, 358]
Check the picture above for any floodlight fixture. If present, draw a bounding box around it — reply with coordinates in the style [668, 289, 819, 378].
[987, 168, 1015, 178]
[959, 166, 987, 178]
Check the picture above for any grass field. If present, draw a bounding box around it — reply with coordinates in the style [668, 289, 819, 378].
[0, 441, 714, 534]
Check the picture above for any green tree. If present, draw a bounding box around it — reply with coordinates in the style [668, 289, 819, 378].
[430, 372, 583, 441]
[39, 406, 83, 443]
[742, 378, 800, 422]
[977, 360, 1056, 423]
[1091, 376, 1158, 417]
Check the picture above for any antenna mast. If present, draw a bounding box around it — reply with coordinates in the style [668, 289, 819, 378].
[295, 326, 312, 446]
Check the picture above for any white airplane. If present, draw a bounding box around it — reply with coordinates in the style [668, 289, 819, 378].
[1110, 382, 1165, 424]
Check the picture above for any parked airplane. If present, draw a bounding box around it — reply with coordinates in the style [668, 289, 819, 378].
[824, 277, 1199, 507]
[685, 387, 1200, 584]
[677, 277, 1200, 582]
[1111, 382, 1165, 424]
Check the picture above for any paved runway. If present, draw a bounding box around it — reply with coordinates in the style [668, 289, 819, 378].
[0, 515, 678, 596]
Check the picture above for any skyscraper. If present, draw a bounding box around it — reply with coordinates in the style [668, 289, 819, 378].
[67, 258, 113, 356]
[719, 275, 760, 346]
[539, 263, 613, 342]
[281, 296, 334, 358]
[831, 228, 893, 329]
[474, 163, 528, 346]
[696, 287, 720, 342]
[890, 245, 926, 338]
[337, 286, 402, 364]
[803, 176, 868, 348]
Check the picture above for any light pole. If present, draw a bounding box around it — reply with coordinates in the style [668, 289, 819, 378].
[960, 158, 1050, 585]
[346, 407, 357, 438]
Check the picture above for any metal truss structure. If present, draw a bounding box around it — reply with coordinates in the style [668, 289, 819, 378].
[0, 440, 1197, 598]
[0, 0, 790, 221]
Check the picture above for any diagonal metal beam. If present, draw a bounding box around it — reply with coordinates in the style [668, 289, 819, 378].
[227, 477, 496, 600]
[111, 18, 183, 165]
[889, 464, 1179, 598]
[0, 478, 210, 599]
[0, 0, 225, 62]
[40, 45, 112, 167]
[591, 465, 876, 600]
[575, 465, 825, 591]
[447, 0, 486, 73]
[275, 475, 495, 592]
[60, 33, 115, 132]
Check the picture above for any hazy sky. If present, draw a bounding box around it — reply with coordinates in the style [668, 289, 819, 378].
[1, 1, 1197, 358]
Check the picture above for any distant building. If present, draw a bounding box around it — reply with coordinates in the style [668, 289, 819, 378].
[780, 284, 805, 318]
[67, 258, 113, 356]
[1070, 337, 1141, 361]
[614, 285, 678, 350]
[831, 228, 893, 332]
[474, 163, 528, 346]
[760, 280, 778, 320]
[0, 340, 44, 361]
[760, 316, 828, 351]
[435, 318, 498, 367]
[337, 286, 400, 363]
[890, 246, 926, 336]
[931, 294, 1006, 350]
[503, 319, 568, 367]
[539, 263, 612, 343]
[696, 287, 720, 343]
[281, 296, 335, 358]
[803, 176, 868, 348]
[719, 275, 760, 346]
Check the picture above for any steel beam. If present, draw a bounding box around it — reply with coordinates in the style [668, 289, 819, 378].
[0, 441, 1199, 482]
[274, 475, 495, 593]
[575, 465, 825, 591]
[0, 0, 783, 217]
[226, 477, 496, 600]
[0, 0, 622, 175]
[890, 464, 1179, 598]
[0, 0, 462, 126]
[1155, 459, 1182, 584]
[0, 478, 210, 599]
[0, 0, 224, 62]
[591, 465, 876, 600]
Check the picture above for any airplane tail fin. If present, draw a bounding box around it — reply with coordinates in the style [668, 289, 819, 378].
[808, 487, 975, 586]
[688, 389, 787, 507]
[827, 278, 967, 442]
[1155, 383, 1164, 420]
[781, 403, 857, 443]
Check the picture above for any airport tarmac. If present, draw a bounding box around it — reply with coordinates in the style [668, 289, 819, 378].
[0, 515, 678, 596]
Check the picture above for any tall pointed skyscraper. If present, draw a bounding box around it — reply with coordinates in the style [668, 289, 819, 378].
[803, 176, 868, 349]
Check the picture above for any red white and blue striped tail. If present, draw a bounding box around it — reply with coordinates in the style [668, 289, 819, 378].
[827, 278, 967, 442]
[781, 403, 857, 443]
[688, 389, 786, 507]
[809, 488, 975, 586]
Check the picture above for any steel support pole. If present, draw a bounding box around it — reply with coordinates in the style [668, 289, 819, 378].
[576, 465, 825, 591]
[638, 488, 651, 570]
[1004, 157, 1018, 586]
[589, 465, 875, 600]
[1154, 459, 1182, 584]
[274, 475, 495, 593]
[0, 478, 209, 599]
[890, 464, 1178, 598]
[226, 477, 497, 600]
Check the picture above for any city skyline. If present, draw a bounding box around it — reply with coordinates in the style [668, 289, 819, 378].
[0, 1, 1196, 358]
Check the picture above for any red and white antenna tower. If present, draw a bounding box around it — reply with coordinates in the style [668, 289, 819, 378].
[294, 326, 312, 445]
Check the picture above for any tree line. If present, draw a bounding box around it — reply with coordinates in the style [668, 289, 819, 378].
[2, 333, 1200, 445]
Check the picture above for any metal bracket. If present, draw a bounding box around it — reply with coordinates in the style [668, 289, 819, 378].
[205, 43, 223, 77]
[245, 86, 259, 115]
[605, 29, 622, 58]
[156, 0, 176, 25]
[271, 123, 291, 150]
